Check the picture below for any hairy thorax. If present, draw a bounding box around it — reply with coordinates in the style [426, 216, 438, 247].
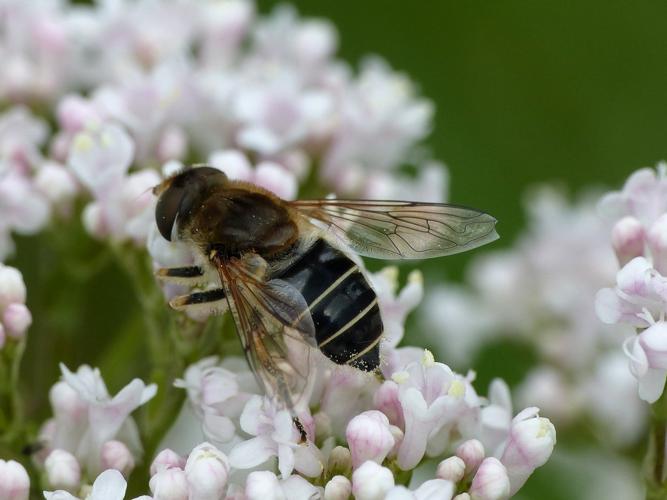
[182, 186, 299, 259]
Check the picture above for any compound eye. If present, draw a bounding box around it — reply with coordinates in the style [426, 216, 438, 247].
[155, 185, 184, 241]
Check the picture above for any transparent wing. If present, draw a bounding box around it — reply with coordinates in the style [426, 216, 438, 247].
[291, 199, 499, 259]
[213, 252, 316, 412]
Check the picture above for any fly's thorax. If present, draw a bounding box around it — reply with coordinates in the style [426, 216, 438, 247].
[182, 185, 299, 259]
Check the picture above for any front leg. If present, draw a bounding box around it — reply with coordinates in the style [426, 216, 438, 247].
[169, 288, 228, 315]
[155, 266, 209, 286]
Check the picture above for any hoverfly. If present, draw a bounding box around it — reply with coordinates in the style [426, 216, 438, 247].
[153, 166, 498, 439]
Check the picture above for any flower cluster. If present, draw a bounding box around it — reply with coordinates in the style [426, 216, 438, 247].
[595, 165, 667, 403]
[422, 186, 646, 447]
[36, 364, 156, 493]
[0, 0, 447, 261]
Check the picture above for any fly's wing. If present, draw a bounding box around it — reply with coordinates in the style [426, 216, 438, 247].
[213, 252, 317, 412]
[291, 199, 499, 259]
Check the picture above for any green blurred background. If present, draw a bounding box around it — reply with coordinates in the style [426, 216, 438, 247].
[10, 1, 667, 498]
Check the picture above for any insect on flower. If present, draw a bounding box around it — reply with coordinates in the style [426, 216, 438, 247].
[153, 166, 498, 439]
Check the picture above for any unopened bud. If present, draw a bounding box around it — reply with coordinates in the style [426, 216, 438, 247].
[3, 303, 32, 339]
[150, 449, 186, 475]
[0, 265, 26, 310]
[456, 439, 485, 475]
[0, 459, 30, 500]
[149, 467, 189, 500]
[453, 494, 471, 500]
[184, 442, 230, 500]
[45, 449, 81, 491]
[245, 470, 282, 500]
[101, 440, 135, 477]
[436, 456, 466, 483]
[327, 446, 352, 477]
[346, 410, 395, 468]
[324, 475, 352, 500]
[351, 461, 395, 500]
[469, 457, 510, 500]
[612, 216, 645, 266]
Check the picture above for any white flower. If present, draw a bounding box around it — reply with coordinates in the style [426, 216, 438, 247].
[44, 469, 127, 500]
[51, 364, 156, 476]
[624, 321, 667, 402]
[498, 408, 556, 495]
[229, 396, 322, 478]
[244, 470, 321, 500]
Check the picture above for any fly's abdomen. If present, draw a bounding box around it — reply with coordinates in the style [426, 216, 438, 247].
[278, 239, 383, 371]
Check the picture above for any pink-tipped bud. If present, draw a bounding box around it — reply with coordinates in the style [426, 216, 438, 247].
[149, 467, 189, 500]
[245, 470, 282, 500]
[150, 449, 186, 475]
[436, 456, 466, 483]
[346, 410, 396, 468]
[49, 381, 86, 421]
[101, 440, 135, 477]
[373, 381, 403, 428]
[351, 461, 395, 500]
[648, 214, 667, 275]
[500, 408, 556, 495]
[324, 475, 352, 500]
[3, 303, 32, 339]
[44, 449, 81, 492]
[0, 459, 30, 500]
[0, 265, 26, 310]
[469, 457, 510, 500]
[456, 439, 485, 475]
[184, 442, 230, 499]
[612, 216, 645, 266]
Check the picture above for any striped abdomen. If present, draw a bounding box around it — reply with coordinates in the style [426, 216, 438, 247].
[278, 239, 383, 371]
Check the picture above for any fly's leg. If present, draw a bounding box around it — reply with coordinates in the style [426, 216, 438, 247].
[155, 266, 209, 286]
[169, 288, 228, 315]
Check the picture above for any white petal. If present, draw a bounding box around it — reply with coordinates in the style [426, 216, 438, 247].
[90, 469, 127, 500]
[229, 436, 276, 469]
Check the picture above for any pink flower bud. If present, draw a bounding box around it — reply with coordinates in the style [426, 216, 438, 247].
[469, 457, 510, 500]
[648, 214, 667, 275]
[436, 456, 466, 483]
[455, 439, 485, 475]
[245, 470, 282, 500]
[500, 408, 556, 495]
[49, 381, 86, 421]
[352, 461, 395, 500]
[324, 475, 352, 500]
[150, 449, 186, 475]
[45, 449, 81, 491]
[3, 303, 32, 339]
[184, 442, 230, 499]
[612, 216, 645, 266]
[346, 410, 396, 468]
[0, 459, 30, 500]
[149, 467, 189, 500]
[414, 479, 455, 500]
[0, 265, 26, 310]
[101, 440, 135, 477]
